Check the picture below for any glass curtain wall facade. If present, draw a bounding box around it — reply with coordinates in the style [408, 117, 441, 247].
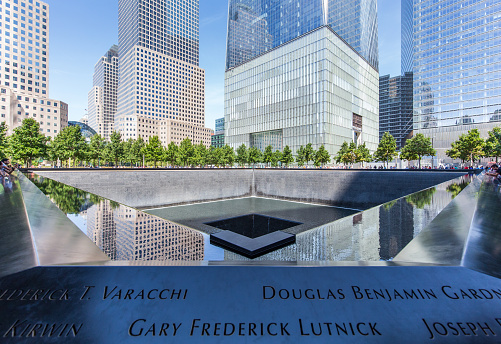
[401, 0, 414, 74]
[225, 26, 379, 155]
[379, 72, 413, 150]
[226, 0, 378, 70]
[410, 0, 501, 158]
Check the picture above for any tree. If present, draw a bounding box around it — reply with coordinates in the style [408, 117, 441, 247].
[235, 144, 248, 167]
[271, 150, 282, 167]
[0, 122, 8, 157]
[248, 146, 262, 167]
[105, 131, 124, 167]
[88, 134, 107, 167]
[399, 133, 436, 168]
[132, 136, 146, 167]
[485, 127, 501, 163]
[373, 132, 398, 168]
[446, 129, 484, 167]
[335, 141, 356, 166]
[177, 137, 194, 166]
[281, 145, 294, 167]
[355, 142, 372, 167]
[296, 145, 306, 167]
[315, 145, 331, 167]
[304, 143, 315, 165]
[190, 141, 207, 167]
[144, 136, 164, 167]
[263, 145, 274, 166]
[335, 142, 350, 165]
[164, 141, 178, 167]
[222, 144, 235, 167]
[8, 118, 49, 167]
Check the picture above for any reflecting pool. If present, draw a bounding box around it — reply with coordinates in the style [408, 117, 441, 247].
[25, 172, 473, 262]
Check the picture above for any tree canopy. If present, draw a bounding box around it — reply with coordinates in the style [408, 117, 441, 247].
[373, 132, 398, 168]
[446, 129, 484, 166]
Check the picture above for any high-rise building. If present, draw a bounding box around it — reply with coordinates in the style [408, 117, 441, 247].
[115, 0, 212, 147]
[379, 72, 413, 150]
[404, 0, 501, 159]
[225, 0, 379, 156]
[226, 0, 378, 70]
[400, 0, 413, 75]
[211, 117, 224, 148]
[0, 0, 68, 137]
[88, 45, 118, 141]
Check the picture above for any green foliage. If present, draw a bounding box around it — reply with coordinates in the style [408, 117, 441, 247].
[88, 134, 107, 167]
[303, 143, 315, 165]
[405, 188, 437, 209]
[446, 180, 470, 199]
[222, 145, 235, 167]
[335, 142, 357, 165]
[281, 145, 294, 167]
[0, 122, 8, 157]
[296, 146, 305, 166]
[105, 131, 125, 167]
[190, 141, 207, 167]
[263, 145, 274, 165]
[248, 146, 262, 166]
[164, 141, 178, 166]
[8, 118, 49, 167]
[177, 137, 194, 166]
[314, 145, 331, 167]
[132, 136, 146, 166]
[52, 126, 87, 167]
[446, 129, 484, 166]
[355, 142, 372, 166]
[144, 136, 164, 167]
[235, 144, 248, 166]
[373, 132, 398, 168]
[400, 133, 435, 168]
[271, 150, 282, 167]
[484, 127, 501, 162]
[30, 176, 88, 214]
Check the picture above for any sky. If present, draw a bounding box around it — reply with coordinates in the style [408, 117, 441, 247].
[46, 0, 401, 130]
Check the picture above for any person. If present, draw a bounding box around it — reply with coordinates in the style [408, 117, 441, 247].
[486, 164, 501, 177]
[0, 158, 16, 175]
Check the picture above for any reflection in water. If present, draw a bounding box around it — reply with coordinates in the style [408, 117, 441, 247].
[27, 173, 205, 261]
[405, 187, 436, 209]
[26, 173, 473, 262]
[446, 180, 470, 199]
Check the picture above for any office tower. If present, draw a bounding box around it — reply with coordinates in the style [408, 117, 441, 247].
[404, 0, 501, 159]
[379, 72, 413, 150]
[115, 0, 212, 147]
[0, 0, 68, 137]
[400, 0, 413, 74]
[225, 0, 379, 155]
[226, 0, 378, 71]
[211, 117, 224, 148]
[88, 45, 118, 141]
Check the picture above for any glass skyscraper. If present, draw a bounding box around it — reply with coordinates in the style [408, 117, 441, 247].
[226, 0, 378, 70]
[225, 0, 379, 156]
[116, 0, 212, 147]
[379, 72, 414, 150]
[404, 0, 501, 158]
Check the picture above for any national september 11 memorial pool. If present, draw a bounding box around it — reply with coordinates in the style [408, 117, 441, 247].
[1, 169, 500, 343]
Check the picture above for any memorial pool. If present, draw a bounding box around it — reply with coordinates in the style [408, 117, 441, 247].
[25, 172, 472, 262]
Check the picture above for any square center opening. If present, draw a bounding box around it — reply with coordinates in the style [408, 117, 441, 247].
[205, 214, 302, 239]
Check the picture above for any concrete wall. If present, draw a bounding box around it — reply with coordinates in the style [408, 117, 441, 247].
[35, 169, 466, 210]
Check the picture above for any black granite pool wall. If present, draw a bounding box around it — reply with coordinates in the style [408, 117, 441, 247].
[253, 169, 467, 209]
[34, 169, 466, 210]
